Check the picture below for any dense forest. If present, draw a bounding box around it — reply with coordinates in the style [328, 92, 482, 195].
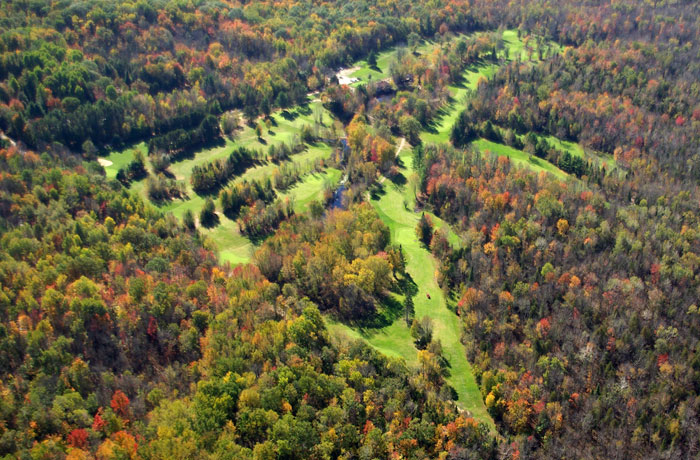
[1, 0, 700, 459]
[0, 0, 484, 152]
[0, 150, 496, 458]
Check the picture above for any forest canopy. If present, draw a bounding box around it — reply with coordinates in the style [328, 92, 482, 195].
[1, 0, 700, 459]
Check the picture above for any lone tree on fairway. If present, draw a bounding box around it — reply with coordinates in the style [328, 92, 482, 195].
[367, 50, 378, 68]
[405, 290, 414, 326]
[416, 212, 434, 247]
[183, 209, 196, 231]
[199, 198, 218, 228]
[410, 316, 433, 349]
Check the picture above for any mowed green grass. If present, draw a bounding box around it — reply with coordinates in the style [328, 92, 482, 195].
[540, 134, 618, 170]
[201, 219, 253, 266]
[101, 101, 338, 264]
[349, 35, 466, 85]
[349, 48, 396, 82]
[502, 29, 563, 61]
[278, 168, 342, 213]
[473, 138, 568, 180]
[421, 30, 560, 143]
[420, 63, 498, 145]
[419, 30, 574, 182]
[332, 148, 493, 429]
[420, 29, 538, 145]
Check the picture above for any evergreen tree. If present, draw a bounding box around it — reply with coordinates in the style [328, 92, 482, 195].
[404, 291, 414, 326]
[416, 213, 434, 247]
[199, 198, 218, 228]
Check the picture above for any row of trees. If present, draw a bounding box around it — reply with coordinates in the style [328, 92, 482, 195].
[0, 0, 491, 152]
[219, 178, 276, 218]
[324, 32, 505, 145]
[147, 115, 221, 158]
[459, 30, 700, 184]
[451, 113, 608, 179]
[237, 199, 294, 239]
[190, 146, 256, 194]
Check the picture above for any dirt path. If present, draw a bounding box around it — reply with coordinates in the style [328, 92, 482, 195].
[395, 137, 405, 158]
[0, 132, 16, 147]
[379, 138, 406, 184]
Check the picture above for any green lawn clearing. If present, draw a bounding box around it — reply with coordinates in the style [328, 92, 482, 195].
[473, 138, 568, 180]
[279, 168, 342, 213]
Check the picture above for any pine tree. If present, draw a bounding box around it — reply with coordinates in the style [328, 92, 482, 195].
[404, 291, 414, 326]
[367, 50, 378, 69]
[199, 198, 218, 228]
[183, 209, 196, 231]
[416, 213, 434, 247]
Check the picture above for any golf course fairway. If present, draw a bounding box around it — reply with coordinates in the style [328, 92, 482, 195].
[330, 148, 494, 429]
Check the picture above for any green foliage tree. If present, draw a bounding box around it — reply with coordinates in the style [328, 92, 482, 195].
[183, 209, 196, 231]
[410, 316, 433, 349]
[200, 198, 218, 228]
[416, 213, 434, 247]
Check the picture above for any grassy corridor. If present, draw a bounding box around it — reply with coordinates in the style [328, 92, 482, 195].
[101, 101, 338, 265]
[420, 29, 545, 145]
[330, 148, 494, 429]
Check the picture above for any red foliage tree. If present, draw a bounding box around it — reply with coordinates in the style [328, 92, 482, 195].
[67, 428, 88, 448]
[111, 390, 131, 419]
[147, 316, 158, 340]
[92, 409, 106, 432]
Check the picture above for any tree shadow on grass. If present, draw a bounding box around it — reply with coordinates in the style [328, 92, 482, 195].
[528, 155, 543, 167]
[280, 110, 298, 122]
[443, 289, 461, 315]
[389, 171, 407, 186]
[159, 168, 176, 180]
[399, 272, 419, 298]
[199, 213, 220, 229]
[296, 104, 312, 116]
[169, 136, 227, 163]
[423, 103, 454, 134]
[395, 155, 407, 169]
[352, 294, 405, 330]
[193, 158, 264, 198]
[442, 384, 458, 401]
[338, 271, 418, 332]
[451, 73, 468, 89]
[244, 232, 269, 245]
[369, 183, 387, 200]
